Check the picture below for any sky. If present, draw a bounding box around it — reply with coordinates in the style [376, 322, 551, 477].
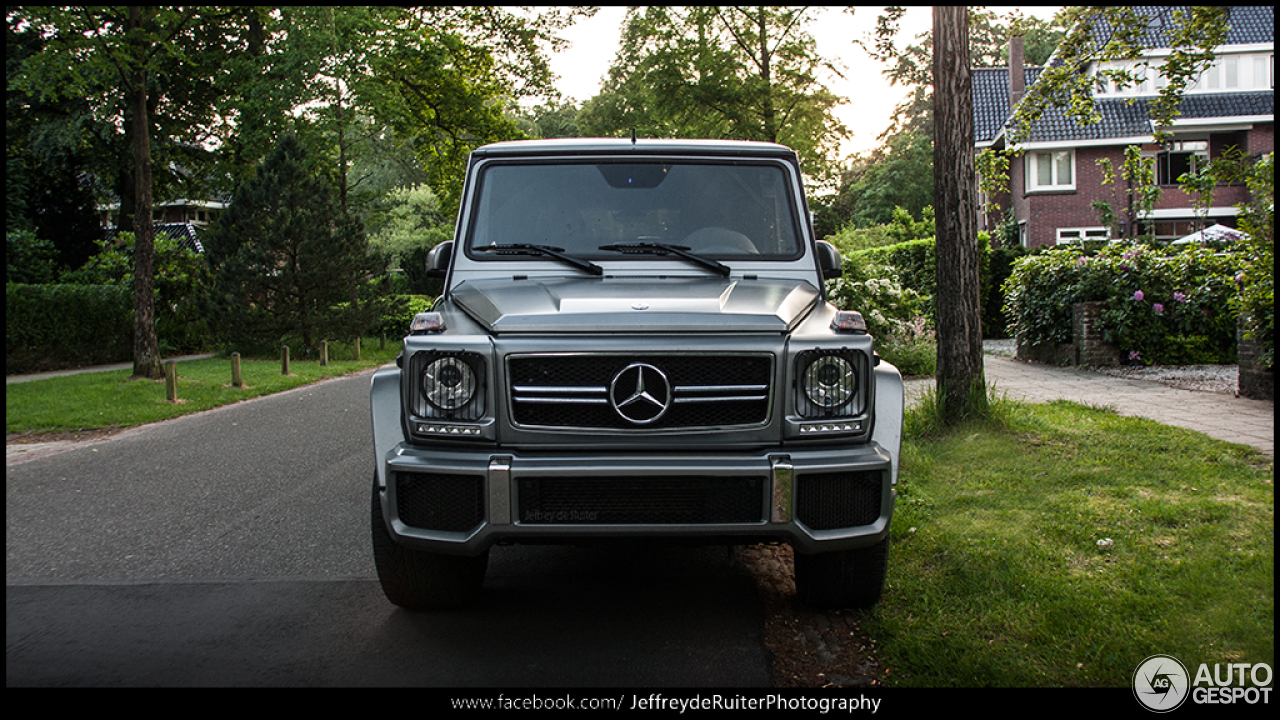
[542, 6, 1061, 162]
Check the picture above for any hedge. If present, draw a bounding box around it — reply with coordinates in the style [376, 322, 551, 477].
[1003, 244, 1242, 365]
[6, 283, 133, 373]
[843, 236, 1022, 339]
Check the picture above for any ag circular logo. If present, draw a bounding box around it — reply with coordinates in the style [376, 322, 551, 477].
[1134, 654, 1190, 712]
[609, 363, 671, 425]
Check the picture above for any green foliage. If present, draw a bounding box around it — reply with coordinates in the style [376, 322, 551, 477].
[60, 232, 214, 355]
[825, 264, 934, 377]
[822, 224, 897, 255]
[206, 135, 391, 353]
[367, 184, 453, 266]
[514, 99, 583, 139]
[6, 231, 60, 285]
[983, 241, 1027, 339]
[830, 131, 934, 228]
[377, 295, 435, 339]
[850, 238, 938, 310]
[1232, 153, 1273, 369]
[6, 283, 132, 373]
[578, 6, 850, 187]
[837, 228, 1023, 342]
[1003, 244, 1242, 364]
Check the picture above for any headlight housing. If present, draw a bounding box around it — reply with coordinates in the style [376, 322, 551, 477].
[422, 356, 476, 410]
[795, 349, 867, 420]
[405, 350, 487, 424]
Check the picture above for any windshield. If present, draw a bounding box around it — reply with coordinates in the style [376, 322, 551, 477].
[466, 161, 803, 260]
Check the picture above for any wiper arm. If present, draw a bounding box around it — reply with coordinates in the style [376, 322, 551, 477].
[597, 242, 730, 277]
[481, 244, 603, 276]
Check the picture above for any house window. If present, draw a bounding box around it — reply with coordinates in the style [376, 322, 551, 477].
[1025, 150, 1074, 192]
[1157, 140, 1207, 185]
[1056, 227, 1110, 245]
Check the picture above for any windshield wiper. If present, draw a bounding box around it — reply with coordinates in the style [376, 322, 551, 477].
[597, 242, 731, 277]
[480, 244, 603, 276]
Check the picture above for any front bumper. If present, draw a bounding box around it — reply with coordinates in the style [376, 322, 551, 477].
[376, 442, 895, 556]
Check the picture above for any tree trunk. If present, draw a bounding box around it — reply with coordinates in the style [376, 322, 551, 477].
[128, 6, 162, 380]
[932, 6, 986, 424]
[757, 9, 776, 143]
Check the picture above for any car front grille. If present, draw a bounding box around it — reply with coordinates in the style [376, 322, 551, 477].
[517, 476, 767, 525]
[508, 354, 772, 430]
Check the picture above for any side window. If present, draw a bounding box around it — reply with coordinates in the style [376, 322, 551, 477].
[1025, 150, 1075, 192]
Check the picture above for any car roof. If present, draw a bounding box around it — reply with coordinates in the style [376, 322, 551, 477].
[470, 137, 800, 161]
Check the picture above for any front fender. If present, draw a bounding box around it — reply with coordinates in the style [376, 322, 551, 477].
[370, 365, 404, 491]
[871, 360, 904, 486]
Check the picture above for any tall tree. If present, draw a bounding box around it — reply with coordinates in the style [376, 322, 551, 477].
[12, 6, 240, 379]
[206, 134, 384, 352]
[214, 7, 585, 214]
[578, 6, 850, 186]
[932, 6, 986, 425]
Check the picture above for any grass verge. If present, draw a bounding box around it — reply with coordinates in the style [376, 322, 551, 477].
[868, 397, 1274, 686]
[6, 338, 402, 435]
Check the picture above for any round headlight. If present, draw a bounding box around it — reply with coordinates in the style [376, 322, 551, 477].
[803, 355, 856, 409]
[421, 356, 476, 410]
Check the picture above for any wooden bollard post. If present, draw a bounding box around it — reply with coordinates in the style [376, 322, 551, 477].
[165, 360, 178, 403]
[231, 352, 243, 387]
[353, 337, 361, 361]
[320, 340, 328, 366]
[380, 333, 386, 350]
[282, 345, 290, 375]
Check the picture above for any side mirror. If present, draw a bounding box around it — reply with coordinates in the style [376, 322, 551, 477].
[426, 241, 453, 278]
[815, 240, 842, 280]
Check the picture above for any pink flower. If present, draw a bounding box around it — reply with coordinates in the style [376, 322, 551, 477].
[1153, 303, 1164, 315]
[1173, 292, 1187, 303]
[1133, 290, 1144, 301]
[1129, 351, 1142, 362]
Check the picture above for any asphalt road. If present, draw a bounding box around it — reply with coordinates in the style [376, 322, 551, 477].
[6, 369, 772, 687]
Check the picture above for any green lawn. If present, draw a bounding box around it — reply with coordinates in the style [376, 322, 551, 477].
[871, 399, 1274, 687]
[6, 338, 401, 435]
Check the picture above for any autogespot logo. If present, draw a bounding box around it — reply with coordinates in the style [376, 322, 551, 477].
[1134, 654, 1191, 712]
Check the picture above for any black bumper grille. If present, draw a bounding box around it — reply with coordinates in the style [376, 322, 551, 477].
[517, 476, 766, 525]
[395, 472, 485, 533]
[795, 471, 883, 530]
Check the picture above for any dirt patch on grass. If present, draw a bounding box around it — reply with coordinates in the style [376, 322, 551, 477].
[735, 543, 886, 687]
[6, 427, 127, 445]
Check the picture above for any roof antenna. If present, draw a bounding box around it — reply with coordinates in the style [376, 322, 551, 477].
[630, 127, 636, 145]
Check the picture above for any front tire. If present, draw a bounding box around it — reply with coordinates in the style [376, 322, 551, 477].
[793, 536, 889, 610]
[371, 476, 488, 610]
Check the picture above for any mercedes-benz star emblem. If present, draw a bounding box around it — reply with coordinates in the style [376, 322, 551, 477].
[609, 363, 671, 425]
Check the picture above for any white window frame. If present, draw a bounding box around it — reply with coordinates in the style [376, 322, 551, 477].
[1096, 49, 1275, 97]
[1025, 149, 1076, 193]
[1056, 227, 1111, 245]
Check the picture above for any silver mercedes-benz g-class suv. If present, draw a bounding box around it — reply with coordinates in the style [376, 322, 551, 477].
[370, 138, 903, 610]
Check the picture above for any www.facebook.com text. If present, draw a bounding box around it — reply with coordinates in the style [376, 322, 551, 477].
[451, 692, 883, 713]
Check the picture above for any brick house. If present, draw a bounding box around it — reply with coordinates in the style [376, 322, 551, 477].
[974, 6, 1273, 249]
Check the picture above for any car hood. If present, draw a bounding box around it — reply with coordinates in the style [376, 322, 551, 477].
[449, 276, 821, 334]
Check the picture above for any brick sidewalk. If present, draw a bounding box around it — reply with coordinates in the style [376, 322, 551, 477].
[906, 355, 1273, 457]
